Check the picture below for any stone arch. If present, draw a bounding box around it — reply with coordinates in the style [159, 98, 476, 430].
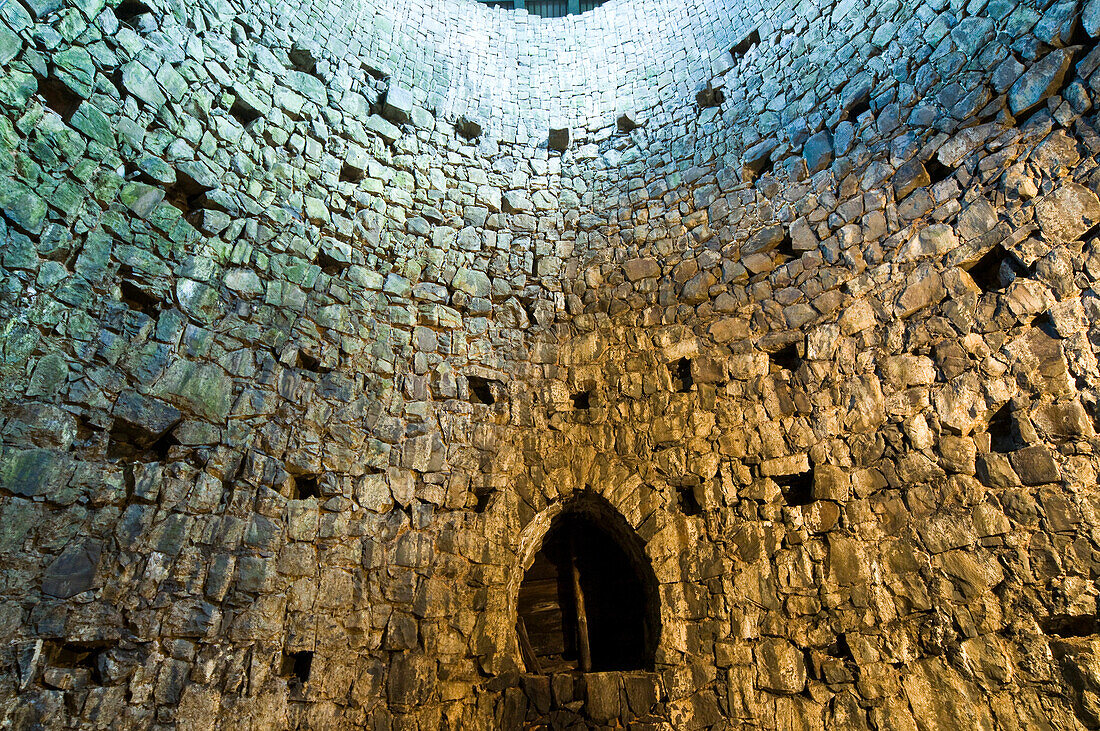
[507, 491, 662, 673]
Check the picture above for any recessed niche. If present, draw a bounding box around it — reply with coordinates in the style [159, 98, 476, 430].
[37, 76, 82, 121]
[288, 42, 319, 74]
[676, 484, 703, 516]
[987, 402, 1020, 453]
[339, 163, 363, 183]
[924, 155, 954, 185]
[775, 468, 814, 507]
[730, 28, 760, 64]
[47, 641, 114, 684]
[775, 227, 796, 261]
[825, 633, 855, 663]
[295, 350, 331, 374]
[964, 244, 1029, 293]
[516, 496, 660, 674]
[455, 116, 483, 140]
[770, 343, 800, 373]
[571, 391, 591, 409]
[165, 169, 217, 220]
[467, 375, 502, 405]
[473, 487, 493, 513]
[229, 96, 263, 128]
[117, 267, 161, 319]
[1042, 613, 1099, 638]
[845, 93, 872, 122]
[696, 84, 724, 109]
[112, 0, 153, 27]
[280, 650, 313, 685]
[289, 473, 321, 500]
[107, 422, 178, 463]
[1031, 312, 1060, 339]
[617, 113, 638, 133]
[315, 249, 349, 276]
[672, 358, 693, 392]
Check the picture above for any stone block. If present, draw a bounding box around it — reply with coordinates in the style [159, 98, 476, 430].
[383, 84, 414, 124]
[1009, 446, 1060, 485]
[755, 638, 806, 694]
[1009, 48, 1072, 116]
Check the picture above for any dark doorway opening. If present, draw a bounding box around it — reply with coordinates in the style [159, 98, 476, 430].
[516, 497, 660, 674]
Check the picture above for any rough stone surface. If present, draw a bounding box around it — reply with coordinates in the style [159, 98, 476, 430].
[3, 0, 1100, 729]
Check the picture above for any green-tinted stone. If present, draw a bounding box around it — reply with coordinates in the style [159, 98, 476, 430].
[0, 448, 70, 497]
[23, 0, 62, 19]
[0, 498, 37, 553]
[120, 180, 166, 218]
[153, 359, 234, 421]
[0, 23, 21, 65]
[46, 179, 85, 219]
[121, 61, 166, 108]
[73, 228, 112, 277]
[0, 179, 47, 233]
[176, 278, 225, 324]
[53, 47, 95, 97]
[26, 352, 68, 396]
[1, 231, 36, 269]
[0, 69, 37, 111]
[285, 70, 327, 104]
[156, 64, 187, 102]
[70, 101, 115, 147]
[35, 260, 68, 288]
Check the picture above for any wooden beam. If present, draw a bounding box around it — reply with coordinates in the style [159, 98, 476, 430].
[569, 539, 592, 672]
[516, 616, 542, 674]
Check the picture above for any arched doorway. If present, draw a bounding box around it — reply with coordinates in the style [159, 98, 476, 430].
[515, 495, 660, 673]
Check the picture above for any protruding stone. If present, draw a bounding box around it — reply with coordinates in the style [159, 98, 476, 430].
[893, 158, 930, 200]
[1035, 182, 1100, 243]
[41, 542, 101, 599]
[1009, 48, 1073, 116]
[289, 41, 320, 71]
[1085, 0, 1100, 37]
[383, 84, 415, 124]
[756, 638, 807, 694]
[803, 130, 833, 174]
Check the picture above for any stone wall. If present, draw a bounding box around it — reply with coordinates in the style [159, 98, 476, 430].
[3, 0, 1100, 727]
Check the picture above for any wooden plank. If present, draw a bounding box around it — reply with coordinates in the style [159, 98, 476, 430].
[517, 617, 541, 674]
[570, 539, 592, 672]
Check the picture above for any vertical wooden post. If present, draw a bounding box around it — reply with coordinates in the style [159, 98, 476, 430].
[570, 538, 592, 672]
[516, 617, 541, 674]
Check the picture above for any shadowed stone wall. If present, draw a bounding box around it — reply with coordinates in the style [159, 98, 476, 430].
[4, 0, 1100, 727]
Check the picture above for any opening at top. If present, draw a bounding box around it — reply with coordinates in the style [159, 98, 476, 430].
[477, 0, 608, 17]
[516, 495, 660, 674]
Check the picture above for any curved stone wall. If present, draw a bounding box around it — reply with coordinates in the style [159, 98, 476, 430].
[3, 0, 1100, 727]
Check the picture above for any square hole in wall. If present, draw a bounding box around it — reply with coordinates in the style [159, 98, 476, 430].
[769, 344, 800, 373]
[467, 375, 503, 405]
[676, 484, 703, 516]
[571, 391, 591, 409]
[280, 650, 313, 690]
[730, 28, 760, 63]
[288, 473, 321, 500]
[775, 469, 814, 507]
[987, 402, 1020, 453]
[963, 245, 1029, 293]
[672, 358, 693, 392]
